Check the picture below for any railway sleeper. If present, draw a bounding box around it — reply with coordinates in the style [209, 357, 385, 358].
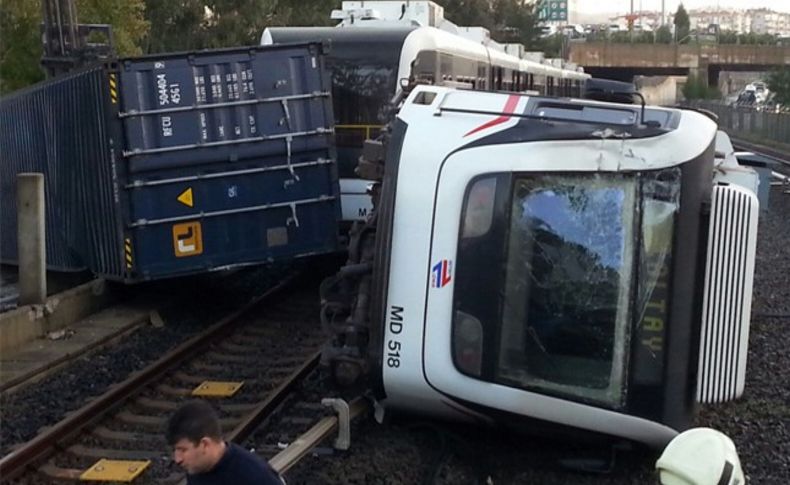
[66, 444, 161, 461]
[135, 396, 258, 414]
[172, 370, 260, 387]
[204, 350, 261, 364]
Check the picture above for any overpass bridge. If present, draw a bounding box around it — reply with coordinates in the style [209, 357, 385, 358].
[569, 43, 790, 85]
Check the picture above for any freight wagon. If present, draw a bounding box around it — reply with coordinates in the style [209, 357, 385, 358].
[0, 43, 341, 282]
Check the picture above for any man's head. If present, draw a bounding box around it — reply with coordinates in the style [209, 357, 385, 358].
[166, 400, 226, 474]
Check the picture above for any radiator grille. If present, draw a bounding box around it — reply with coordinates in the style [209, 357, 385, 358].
[697, 184, 758, 403]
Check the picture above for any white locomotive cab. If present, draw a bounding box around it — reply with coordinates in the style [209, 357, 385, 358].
[373, 86, 759, 448]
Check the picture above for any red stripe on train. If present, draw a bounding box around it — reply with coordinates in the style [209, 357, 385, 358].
[463, 94, 520, 137]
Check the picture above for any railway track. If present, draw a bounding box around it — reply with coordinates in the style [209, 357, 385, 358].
[1, 275, 342, 484]
[731, 137, 790, 177]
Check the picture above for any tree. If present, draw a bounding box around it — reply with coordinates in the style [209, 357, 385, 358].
[77, 0, 150, 56]
[674, 4, 690, 43]
[143, 0, 207, 53]
[0, 0, 44, 94]
[539, 33, 564, 57]
[443, 0, 495, 32]
[0, 0, 150, 95]
[199, 0, 277, 48]
[491, 0, 540, 48]
[766, 67, 790, 107]
[261, 0, 336, 28]
[655, 25, 672, 44]
[718, 30, 738, 44]
[682, 74, 721, 101]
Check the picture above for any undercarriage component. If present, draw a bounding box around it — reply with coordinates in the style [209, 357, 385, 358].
[321, 398, 351, 450]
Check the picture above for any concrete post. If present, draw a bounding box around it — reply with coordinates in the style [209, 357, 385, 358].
[17, 173, 46, 305]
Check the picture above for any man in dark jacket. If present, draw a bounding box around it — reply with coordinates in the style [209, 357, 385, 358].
[166, 400, 284, 485]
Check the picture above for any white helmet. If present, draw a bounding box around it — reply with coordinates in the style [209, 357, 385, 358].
[656, 428, 745, 485]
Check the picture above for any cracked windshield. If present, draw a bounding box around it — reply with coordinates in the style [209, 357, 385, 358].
[498, 175, 634, 406]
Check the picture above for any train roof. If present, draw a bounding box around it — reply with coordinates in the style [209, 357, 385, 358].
[395, 86, 717, 173]
[261, 26, 416, 47]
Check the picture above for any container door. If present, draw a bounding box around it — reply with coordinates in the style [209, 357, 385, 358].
[117, 44, 340, 280]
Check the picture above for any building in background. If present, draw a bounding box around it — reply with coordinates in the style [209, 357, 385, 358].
[688, 8, 790, 36]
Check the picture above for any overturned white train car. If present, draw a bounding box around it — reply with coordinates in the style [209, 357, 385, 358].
[322, 86, 759, 448]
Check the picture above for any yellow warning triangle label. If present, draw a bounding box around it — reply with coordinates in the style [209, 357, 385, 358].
[177, 188, 194, 207]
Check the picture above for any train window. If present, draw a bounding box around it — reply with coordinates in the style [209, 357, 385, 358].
[631, 169, 680, 385]
[327, 42, 402, 177]
[535, 104, 637, 125]
[496, 175, 635, 407]
[412, 91, 437, 105]
[533, 75, 544, 94]
[452, 171, 682, 408]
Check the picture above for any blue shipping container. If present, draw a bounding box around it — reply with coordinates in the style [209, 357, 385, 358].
[0, 43, 340, 281]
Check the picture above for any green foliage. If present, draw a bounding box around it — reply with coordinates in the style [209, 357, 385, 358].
[0, 0, 149, 95]
[0, 0, 44, 94]
[277, 0, 337, 27]
[77, 0, 150, 56]
[142, 0, 336, 53]
[655, 25, 672, 44]
[609, 31, 631, 43]
[1, 0, 541, 92]
[443, 0, 495, 31]
[491, 0, 539, 48]
[673, 4, 689, 43]
[142, 0, 207, 53]
[718, 30, 738, 44]
[538, 33, 565, 58]
[200, 0, 278, 48]
[736, 32, 778, 45]
[766, 67, 790, 106]
[682, 74, 721, 101]
[442, 0, 542, 49]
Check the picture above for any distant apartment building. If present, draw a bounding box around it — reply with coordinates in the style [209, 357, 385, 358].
[688, 8, 790, 36]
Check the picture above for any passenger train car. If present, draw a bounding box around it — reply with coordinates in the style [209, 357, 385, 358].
[321, 86, 759, 448]
[262, 11, 589, 221]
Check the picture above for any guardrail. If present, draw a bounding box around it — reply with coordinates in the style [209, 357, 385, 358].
[687, 101, 790, 147]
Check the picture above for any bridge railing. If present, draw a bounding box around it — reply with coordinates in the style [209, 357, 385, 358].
[687, 101, 790, 148]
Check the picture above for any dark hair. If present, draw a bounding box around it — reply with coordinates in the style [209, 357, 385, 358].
[166, 400, 223, 446]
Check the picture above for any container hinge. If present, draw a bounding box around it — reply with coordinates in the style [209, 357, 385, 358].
[285, 135, 300, 182]
[280, 99, 292, 130]
[287, 202, 300, 227]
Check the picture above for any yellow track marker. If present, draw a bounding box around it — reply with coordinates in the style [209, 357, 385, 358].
[192, 381, 244, 397]
[80, 459, 150, 482]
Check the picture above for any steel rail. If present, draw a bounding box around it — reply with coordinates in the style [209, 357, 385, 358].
[227, 350, 322, 442]
[269, 397, 369, 475]
[173, 350, 326, 485]
[0, 274, 297, 481]
[731, 137, 790, 169]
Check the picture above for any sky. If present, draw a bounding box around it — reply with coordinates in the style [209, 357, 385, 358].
[575, 0, 790, 14]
